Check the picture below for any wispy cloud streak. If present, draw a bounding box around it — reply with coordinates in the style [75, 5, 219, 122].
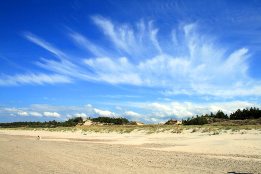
[69, 31, 108, 57]
[0, 73, 71, 86]
[24, 32, 66, 59]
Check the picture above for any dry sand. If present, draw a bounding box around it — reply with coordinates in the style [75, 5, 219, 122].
[0, 129, 260, 173]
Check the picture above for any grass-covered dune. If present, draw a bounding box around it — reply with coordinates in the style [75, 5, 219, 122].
[1, 107, 261, 134]
[2, 124, 261, 135]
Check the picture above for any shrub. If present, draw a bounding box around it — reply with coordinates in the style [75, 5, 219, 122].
[91, 117, 129, 125]
[183, 115, 208, 125]
[230, 107, 261, 120]
[214, 110, 228, 119]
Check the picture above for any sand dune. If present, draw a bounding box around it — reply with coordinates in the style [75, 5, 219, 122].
[0, 129, 260, 173]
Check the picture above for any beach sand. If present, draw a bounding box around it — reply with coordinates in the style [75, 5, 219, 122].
[0, 129, 260, 173]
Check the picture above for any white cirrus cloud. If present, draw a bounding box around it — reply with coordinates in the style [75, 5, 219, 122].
[84, 57, 142, 85]
[24, 32, 66, 58]
[91, 16, 161, 57]
[1, 16, 260, 99]
[92, 16, 132, 53]
[79, 17, 261, 98]
[69, 31, 109, 57]
[0, 73, 71, 86]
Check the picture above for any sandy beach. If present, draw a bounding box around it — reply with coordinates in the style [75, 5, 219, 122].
[0, 129, 260, 174]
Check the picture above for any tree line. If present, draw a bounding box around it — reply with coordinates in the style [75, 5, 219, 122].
[0, 116, 131, 128]
[183, 107, 261, 125]
[90, 117, 129, 125]
[1, 107, 260, 127]
[0, 117, 84, 128]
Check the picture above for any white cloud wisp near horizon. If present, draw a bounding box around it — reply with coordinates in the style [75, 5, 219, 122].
[1, 101, 260, 123]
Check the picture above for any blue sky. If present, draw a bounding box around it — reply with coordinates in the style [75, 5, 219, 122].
[0, 0, 261, 123]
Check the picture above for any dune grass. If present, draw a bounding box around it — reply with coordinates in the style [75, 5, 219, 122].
[1, 124, 261, 134]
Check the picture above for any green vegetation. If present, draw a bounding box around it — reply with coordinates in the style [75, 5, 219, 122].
[90, 117, 129, 125]
[230, 107, 261, 120]
[0, 117, 84, 128]
[0, 107, 261, 130]
[183, 115, 208, 125]
[0, 116, 130, 128]
[183, 107, 261, 125]
[0, 116, 132, 128]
